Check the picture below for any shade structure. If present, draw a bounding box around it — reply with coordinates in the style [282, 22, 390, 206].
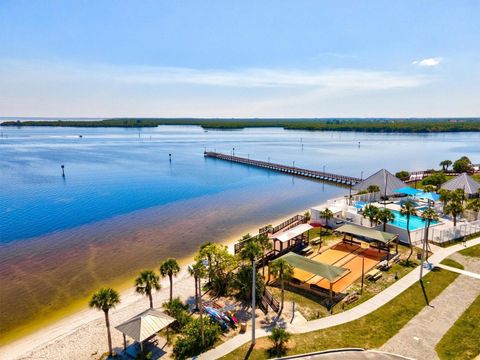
[441, 173, 480, 195]
[353, 169, 408, 196]
[336, 223, 397, 244]
[115, 308, 175, 342]
[393, 187, 423, 196]
[278, 252, 348, 282]
[275, 223, 313, 243]
[416, 192, 440, 202]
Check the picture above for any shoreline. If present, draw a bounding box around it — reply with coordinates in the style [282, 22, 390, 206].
[0, 200, 331, 360]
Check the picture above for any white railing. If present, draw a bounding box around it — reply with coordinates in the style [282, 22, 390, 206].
[429, 220, 480, 245]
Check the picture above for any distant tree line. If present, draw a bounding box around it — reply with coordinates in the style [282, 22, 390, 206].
[3, 118, 480, 133]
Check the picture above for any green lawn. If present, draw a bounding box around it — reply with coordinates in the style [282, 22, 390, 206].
[440, 258, 465, 270]
[459, 244, 480, 258]
[221, 269, 458, 360]
[436, 295, 480, 360]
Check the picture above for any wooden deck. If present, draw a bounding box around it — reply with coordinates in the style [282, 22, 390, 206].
[204, 151, 361, 185]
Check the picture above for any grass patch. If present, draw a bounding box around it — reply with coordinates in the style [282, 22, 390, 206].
[436, 295, 480, 360]
[267, 285, 330, 320]
[440, 258, 465, 270]
[221, 269, 458, 360]
[459, 244, 480, 258]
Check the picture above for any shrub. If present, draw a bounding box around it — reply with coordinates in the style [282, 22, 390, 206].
[162, 297, 191, 331]
[395, 170, 410, 181]
[173, 317, 221, 360]
[422, 172, 447, 187]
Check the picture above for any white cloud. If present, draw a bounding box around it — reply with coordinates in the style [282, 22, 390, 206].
[0, 59, 440, 117]
[0, 59, 430, 91]
[412, 57, 442, 67]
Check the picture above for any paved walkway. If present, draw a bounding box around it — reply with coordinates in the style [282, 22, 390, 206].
[199, 238, 480, 359]
[381, 253, 480, 359]
[380, 274, 480, 360]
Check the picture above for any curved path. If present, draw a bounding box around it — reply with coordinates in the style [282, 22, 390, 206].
[199, 237, 480, 359]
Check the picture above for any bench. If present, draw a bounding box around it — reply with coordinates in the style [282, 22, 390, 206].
[366, 269, 382, 281]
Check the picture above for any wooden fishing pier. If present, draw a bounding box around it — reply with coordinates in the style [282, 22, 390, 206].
[204, 151, 361, 185]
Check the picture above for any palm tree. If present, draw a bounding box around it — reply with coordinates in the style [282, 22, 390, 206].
[375, 208, 395, 232]
[239, 238, 262, 266]
[444, 200, 464, 226]
[466, 198, 480, 220]
[438, 189, 451, 207]
[400, 200, 417, 262]
[268, 326, 291, 355]
[135, 270, 160, 308]
[319, 208, 334, 228]
[451, 188, 467, 205]
[367, 185, 380, 193]
[363, 204, 379, 227]
[421, 207, 439, 261]
[439, 160, 452, 171]
[256, 234, 272, 277]
[89, 288, 120, 357]
[303, 210, 311, 222]
[160, 258, 180, 303]
[270, 259, 294, 314]
[423, 184, 436, 193]
[188, 261, 205, 311]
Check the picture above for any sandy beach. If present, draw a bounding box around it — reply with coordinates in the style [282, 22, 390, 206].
[0, 204, 322, 360]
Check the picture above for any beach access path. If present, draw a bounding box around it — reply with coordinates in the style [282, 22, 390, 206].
[198, 237, 480, 360]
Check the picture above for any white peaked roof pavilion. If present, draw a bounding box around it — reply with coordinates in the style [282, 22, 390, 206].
[441, 173, 480, 195]
[275, 223, 313, 243]
[115, 308, 175, 349]
[353, 169, 407, 196]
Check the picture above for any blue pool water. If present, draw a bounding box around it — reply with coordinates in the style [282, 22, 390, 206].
[389, 209, 438, 231]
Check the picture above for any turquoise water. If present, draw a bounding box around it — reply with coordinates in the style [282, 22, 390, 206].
[389, 209, 438, 231]
[1, 126, 478, 243]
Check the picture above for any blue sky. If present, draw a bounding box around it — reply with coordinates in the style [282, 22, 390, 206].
[1, 0, 479, 117]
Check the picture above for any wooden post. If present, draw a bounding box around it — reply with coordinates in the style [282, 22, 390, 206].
[361, 255, 365, 295]
[251, 258, 256, 346]
[123, 333, 127, 352]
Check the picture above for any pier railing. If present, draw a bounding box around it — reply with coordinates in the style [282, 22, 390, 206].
[204, 152, 361, 186]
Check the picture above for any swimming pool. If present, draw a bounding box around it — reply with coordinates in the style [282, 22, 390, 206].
[389, 209, 438, 231]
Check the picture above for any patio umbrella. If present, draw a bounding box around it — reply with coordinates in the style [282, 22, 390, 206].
[416, 192, 440, 202]
[393, 187, 423, 196]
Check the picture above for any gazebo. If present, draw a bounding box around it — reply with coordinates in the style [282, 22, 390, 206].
[273, 223, 313, 254]
[335, 223, 399, 253]
[115, 308, 175, 353]
[441, 173, 480, 197]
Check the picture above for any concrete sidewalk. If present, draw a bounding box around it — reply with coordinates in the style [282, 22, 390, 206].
[381, 253, 480, 359]
[199, 237, 480, 359]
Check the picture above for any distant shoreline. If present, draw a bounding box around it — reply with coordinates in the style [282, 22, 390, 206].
[2, 117, 480, 133]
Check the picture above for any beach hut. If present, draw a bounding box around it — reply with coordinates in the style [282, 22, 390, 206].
[441, 173, 480, 197]
[115, 308, 175, 353]
[353, 169, 408, 198]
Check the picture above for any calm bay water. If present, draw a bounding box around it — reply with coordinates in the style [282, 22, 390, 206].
[1, 126, 479, 243]
[0, 125, 479, 339]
